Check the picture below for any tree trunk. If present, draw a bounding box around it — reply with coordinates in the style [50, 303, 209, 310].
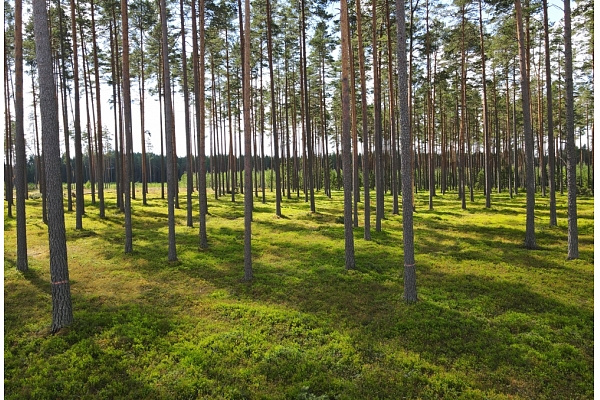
[542, 0, 556, 225]
[33, 0, 73, 332]
[79, 17, 95, 206]
[563, 0, 578, 259]
[396, 0, 417, 303]
[121, 0, 134, 253]
[479, 0, 491, 208]
[138, 15, 148, 206]
[340, 0, 356, 270]
[180, 0, 193, 227]
[300, 0, 315, 212]
[356, 0, 371, 240]
[372, 0, 384, 231]
[90, 0, 106, 218]
[58, 6, 72, 213]
[31, 73, 48, 224]
[14, 0, 28, 271]
[267, 0, 281, 216]
[460, 4, 467, 210]
[192, 0, 208, 248]
[242, 0, 253, 280]
[515, 0, 536, 249]
[70, 0, 85, 230]
[385, 0, 399, 215]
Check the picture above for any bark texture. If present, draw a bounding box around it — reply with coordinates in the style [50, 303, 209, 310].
[515, 0, 537, 249]
[340, 0, 356, 270]
[243, 0, 253, 281]
[14, 0, 28, 272]
[396, 0, 417, 303]
[32, 0, 73, 331]
[563, 0, 578, 259]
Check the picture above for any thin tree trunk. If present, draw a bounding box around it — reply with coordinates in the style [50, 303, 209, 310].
[4, 42, 13, 219]
[460, 4, 467, 210]
[242, 0, 253, 280]
[79, 21, 95, 206]
[180, 0, 193, 227]
[506, 69, 513, 198]
[70, 0, 84, 230]
[356, 0, 370, 240]
[301, 0, 315, 212]
[479, 0, 491, 208]
[159, 0, 177, 261]
[515, 0, 536, 249]
[373, 0, 384, 231]
[121, 0, 134, 252]
[267, 0, 281, 216]
[225, 27, 236, 202]
[138, 4, 148, 206]
[14, 0, 28, 271]
[563, 0, 578, 258]
[346, 13, 359, 223]
[32, 73, 47, 223]
[340, 0, 355, 270]
[542, 0, 556, 225]
[90, 0, 106, 218]
[58, 5, 72, 213]
[396, 0, 417, 303]
[385, 0, 398, 215]
[513, 60, 519, 194]
[192, 0, 208, 248]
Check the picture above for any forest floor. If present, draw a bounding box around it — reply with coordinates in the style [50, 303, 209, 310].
[4, 187, 594, 399]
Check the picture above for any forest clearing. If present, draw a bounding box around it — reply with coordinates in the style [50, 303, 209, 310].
[4, 188, 594, 399]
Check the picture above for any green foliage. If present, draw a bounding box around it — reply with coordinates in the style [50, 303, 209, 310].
[4, 188, 593, 399]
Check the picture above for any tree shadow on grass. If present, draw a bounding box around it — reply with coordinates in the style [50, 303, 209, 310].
[4, 292, 178, 399]
[46, 192, 593, 398]
[130, 228, 593, 398]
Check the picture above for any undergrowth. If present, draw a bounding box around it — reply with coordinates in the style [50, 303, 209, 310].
[4, 187, 594, 399]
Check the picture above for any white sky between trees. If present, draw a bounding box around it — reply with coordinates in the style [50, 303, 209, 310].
[5, 0, 582, 165]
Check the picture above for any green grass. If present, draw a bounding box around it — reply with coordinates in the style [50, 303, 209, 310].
[4, 186, 593, 399]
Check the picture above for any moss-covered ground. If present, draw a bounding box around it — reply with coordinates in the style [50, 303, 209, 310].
[4, 186, 594, 399]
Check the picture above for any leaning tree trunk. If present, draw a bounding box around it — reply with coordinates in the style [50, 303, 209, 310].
[32, 0, 73, 332]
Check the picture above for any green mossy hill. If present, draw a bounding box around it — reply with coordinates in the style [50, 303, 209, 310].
[4, 188, 593, 399]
